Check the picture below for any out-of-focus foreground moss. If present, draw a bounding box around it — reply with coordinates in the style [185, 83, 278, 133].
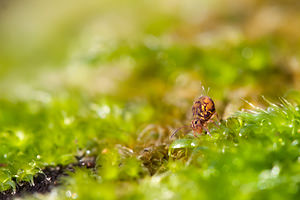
[0, 0, 300, 199]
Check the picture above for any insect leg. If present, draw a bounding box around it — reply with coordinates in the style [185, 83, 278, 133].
[192, 131, 198, 137]
[208, 112, 221, 127]
[170, 125, 191, 138]
[203, 126, 211, 137]
[208, 119, 220, 128]
[214, 113, 221, 124]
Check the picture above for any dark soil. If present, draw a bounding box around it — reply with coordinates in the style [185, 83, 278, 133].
[0, 156, 96, 200]
[0, 144, 169, 200]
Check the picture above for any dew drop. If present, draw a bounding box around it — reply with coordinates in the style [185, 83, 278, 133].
[66, 190, 72, 198]
[291, 140, 298, 146]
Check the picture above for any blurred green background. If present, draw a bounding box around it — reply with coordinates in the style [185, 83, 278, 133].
[0, 0, 300, 199]
[1, 0, 300, 109]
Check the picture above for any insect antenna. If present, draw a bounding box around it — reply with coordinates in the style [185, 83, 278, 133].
[199, 85, 210, 97]
[170, 125, 191, 138]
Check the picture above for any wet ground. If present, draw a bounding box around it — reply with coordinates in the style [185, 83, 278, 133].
[0, 157, 96, 200]
[0, 144, 170, 200]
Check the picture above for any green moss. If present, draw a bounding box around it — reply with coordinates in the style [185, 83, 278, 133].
[16, 97, 300, 200]
[0, 0, 300, 199]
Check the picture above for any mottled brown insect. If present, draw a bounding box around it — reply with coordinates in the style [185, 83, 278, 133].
[171, 96, 220, 138]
